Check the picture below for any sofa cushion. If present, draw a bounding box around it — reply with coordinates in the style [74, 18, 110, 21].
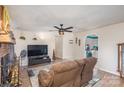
[50, 61, 78, 73]
[52, 68, 80, 86]
[38, 70, 53, 87]
[49, 61, 81, 86]
[75, 59, 86, 66]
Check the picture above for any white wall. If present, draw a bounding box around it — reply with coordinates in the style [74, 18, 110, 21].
[13, 29, 75, 66]
[13, 30, 55, 66]
[55, 33, 74, 59]
[74, 22, 124, 75]
[62, 33, 74, 59]
[55, 36, 63, 58]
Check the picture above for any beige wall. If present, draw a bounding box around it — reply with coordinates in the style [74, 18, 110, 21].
[74, 22, 124, 75]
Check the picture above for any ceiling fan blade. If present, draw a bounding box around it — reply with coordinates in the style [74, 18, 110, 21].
[64, 30, 73, 32]
[64, 27, 73, 30]
[49, 30, 58, 31]
[54, 26, 60, 29]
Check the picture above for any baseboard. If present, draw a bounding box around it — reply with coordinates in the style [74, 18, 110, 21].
[98, 67, 120, 76]
[55, 57, 63, 59]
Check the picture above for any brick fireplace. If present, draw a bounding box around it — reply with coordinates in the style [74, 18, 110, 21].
[0, 5, 17, 86]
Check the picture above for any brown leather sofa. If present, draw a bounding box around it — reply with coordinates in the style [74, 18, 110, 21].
[38, 57, 97, 87]
[75, 57, 97, 86]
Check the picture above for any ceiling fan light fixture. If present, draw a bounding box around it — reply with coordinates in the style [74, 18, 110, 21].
[59, 31, 64, 35]
[53, 24, 73, 36]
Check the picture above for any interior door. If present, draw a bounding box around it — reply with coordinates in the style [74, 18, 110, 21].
[55, 36, 63, 58]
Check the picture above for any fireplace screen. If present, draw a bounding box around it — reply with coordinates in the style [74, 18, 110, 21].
[1, 54, 10, 85]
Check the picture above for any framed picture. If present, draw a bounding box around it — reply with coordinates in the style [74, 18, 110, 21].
[75, 37, 78, 44]
[78, 39, 81, 46]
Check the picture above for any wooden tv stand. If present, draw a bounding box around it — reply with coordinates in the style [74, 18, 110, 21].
[28, 55, 51, 66]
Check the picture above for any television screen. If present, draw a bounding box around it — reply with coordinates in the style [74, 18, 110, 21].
[27, 45, 48, 57]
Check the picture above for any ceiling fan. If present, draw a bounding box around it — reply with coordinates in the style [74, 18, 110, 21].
[50, 24, 73, 35]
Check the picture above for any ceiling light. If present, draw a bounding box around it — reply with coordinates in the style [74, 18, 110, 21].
[59, 31, 64, 35]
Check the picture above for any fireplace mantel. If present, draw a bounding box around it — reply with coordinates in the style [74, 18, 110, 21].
[0, 44, 9, 58]
[0, 49, 8, 57]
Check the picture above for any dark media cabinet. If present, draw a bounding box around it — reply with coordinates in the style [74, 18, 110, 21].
[28, 55, 51, 66]
[27, 45, 51, 66]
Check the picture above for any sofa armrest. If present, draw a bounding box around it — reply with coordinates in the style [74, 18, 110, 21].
[38, 70, 53, 87]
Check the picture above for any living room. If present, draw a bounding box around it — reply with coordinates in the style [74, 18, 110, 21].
[0, 5, 124, 88]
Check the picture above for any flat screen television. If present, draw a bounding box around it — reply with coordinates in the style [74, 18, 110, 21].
[27, 45, 48, 57]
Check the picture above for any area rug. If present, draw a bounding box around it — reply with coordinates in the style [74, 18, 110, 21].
[85, 78, 101, 87]
[28, 64, 51, 87]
